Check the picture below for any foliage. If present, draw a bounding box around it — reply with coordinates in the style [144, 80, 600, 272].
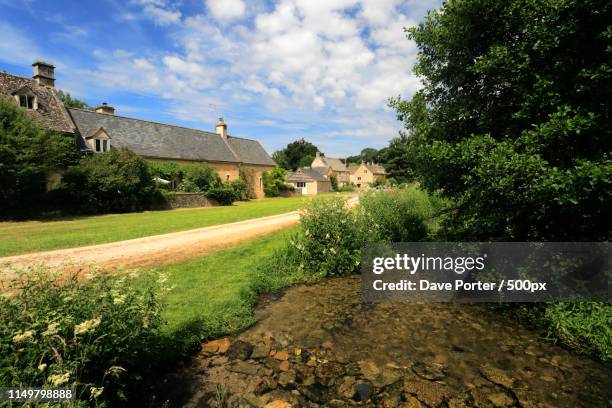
[57, 148, 160, 214]
[377, 135, 415, 184]
[263, 166, 290, 197]
[272, 138, 319, 170]
[329, 174, 338, 191]
[227, 179, 250, 201]
[0, 98, 80, 217]
[0, 267, 164, 405]
[544, 302, 612, 361]
[56, 90, 90, 110]
[390, 0, 612, 241]
[346, 148, 384, 166]
[359, 186, 443, 242]
[294, 197, 374, 277]
[148, 160, 183, 182]
[336, 184, 355, 192]
[182, 163, 221, 192]
[206, 186, 238, 205]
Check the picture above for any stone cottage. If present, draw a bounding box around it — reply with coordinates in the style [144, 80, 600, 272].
[349, 162, 386, 189]
[0, 61, 275, 198]
[310, 151, 350, 187]
[286, 167, 332, 195]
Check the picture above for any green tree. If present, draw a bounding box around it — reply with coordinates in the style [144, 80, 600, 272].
[0, 98, 79, 217]
[272, 139, 319, 170]
[182, 163, 221, 192]
[378, 135, 414, 184]
[263, 166, 289, 197]
[56, 90, 91, 110]
[59, 148, 159, 214]
[391, 0, 612, 241]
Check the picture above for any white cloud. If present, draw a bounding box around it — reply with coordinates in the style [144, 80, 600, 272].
[143, 5, 181, 25]
[206, 0, 246, 22]
[77, 0, 441, 155]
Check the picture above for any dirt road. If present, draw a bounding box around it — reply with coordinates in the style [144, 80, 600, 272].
[0, 196, 359, 276]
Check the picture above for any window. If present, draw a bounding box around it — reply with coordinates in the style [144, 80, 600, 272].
[94, 139, 110, 153]
[18, 94, 35, 109]
[357, 177, 361, 181]
[296, 182, 306, 188]
[364, 169, 368, 174]
[226, 174, 231, 181]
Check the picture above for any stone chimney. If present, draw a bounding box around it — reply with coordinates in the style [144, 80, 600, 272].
[32, 61, 55, 87]
[95, 102, 115, 115]
[216, 117, 228, 140]
[315, 151, 320, 159]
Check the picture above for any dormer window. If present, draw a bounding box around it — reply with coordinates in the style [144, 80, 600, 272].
[85, 127, 111, 153]
[13, 88, 37, 110]
[95, 139, 110, 152]
[19, 94, 35, 109]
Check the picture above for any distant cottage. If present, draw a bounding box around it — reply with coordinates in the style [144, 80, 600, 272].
[0, 61, 275, 198]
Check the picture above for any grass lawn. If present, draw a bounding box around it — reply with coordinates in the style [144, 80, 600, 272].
[136, 227, 304, 353]
[0, 196, 315, 257]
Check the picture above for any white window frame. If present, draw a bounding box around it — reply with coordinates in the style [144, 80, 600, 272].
[94, 138, 110, 153]
[296, 181, 306, 188]
[16, 94, 36, 110]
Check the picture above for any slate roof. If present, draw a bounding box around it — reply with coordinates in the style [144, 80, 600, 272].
[0, 72, 74, 133]
[287, 167, 329, 182]
[68, 108, 275, 166]
[318, 156, 349, 172]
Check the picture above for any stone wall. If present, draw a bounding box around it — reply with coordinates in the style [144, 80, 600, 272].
[163, 193, 219, 209]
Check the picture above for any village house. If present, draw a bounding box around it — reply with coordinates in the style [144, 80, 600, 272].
[0, 61, 275, 198]
[310, 151, 351, 187]
[349, 161, 386, 189]
[286, 167, 332, 195]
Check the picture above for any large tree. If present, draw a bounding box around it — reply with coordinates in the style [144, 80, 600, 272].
[273, 138, 319, 170]
[391, 0, 611, 241]
[0, 98, 79, 216]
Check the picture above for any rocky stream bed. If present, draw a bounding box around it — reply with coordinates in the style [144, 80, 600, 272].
[162, 276, 611, 407]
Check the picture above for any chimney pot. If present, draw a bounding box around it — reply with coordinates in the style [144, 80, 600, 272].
[32, 60, 55, 87]
[95, 103, 115, 115]
[216, 117, 228, 140]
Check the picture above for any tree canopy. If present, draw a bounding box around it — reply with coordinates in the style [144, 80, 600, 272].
[272, 138, 319, 170]
[56, 90, 91, 110]
[0, 98, 79, 216]
[391, 0, 611, 241]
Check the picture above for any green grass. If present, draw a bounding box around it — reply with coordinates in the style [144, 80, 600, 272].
[0, 196, 312, 257]
[136, 227, 306, 354]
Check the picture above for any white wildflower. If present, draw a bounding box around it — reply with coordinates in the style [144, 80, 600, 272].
[47, 372, 70, 386]
[113, 294, 126, 305]
[38, 363, 47, 371]
[90, 387, 104, 399]
[12, 330, 35, 344]
[329, 247, 336, 254]
[74, 317, 101, 336]
[157, 274, 168, 284]
[43, 322, 60, 337]
[325, 233, 330, 239]
[305, 229, 310, 237]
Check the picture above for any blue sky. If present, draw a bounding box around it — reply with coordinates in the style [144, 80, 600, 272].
[0, 0, 441, 156]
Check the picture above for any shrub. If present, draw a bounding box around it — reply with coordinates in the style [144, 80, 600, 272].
[296, 197, 375, 277]
[206, 186, 238, 205]
[227, 179, 250, 201]
[57, 148, 161, 214]
[329, 175, 338, 191]
[0, 268, 164, 405]
[336, 185, 355, 192]
[263, 166, 290, 197]
[183, 164, 220, 192]
[358, 185, 443, 242]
